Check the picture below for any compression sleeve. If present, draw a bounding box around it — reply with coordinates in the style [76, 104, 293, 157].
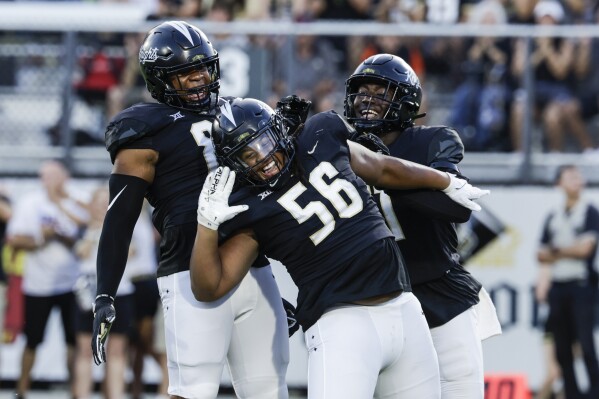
[96, 174, 149, 298]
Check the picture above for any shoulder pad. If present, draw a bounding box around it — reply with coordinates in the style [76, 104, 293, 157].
[105, 103, 177, 163]
[304, 111, 356, 140]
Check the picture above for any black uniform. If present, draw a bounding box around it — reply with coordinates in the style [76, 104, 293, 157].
[220, 111, 411, 331]
[376, 125, 482, 328]
[106, 99, 268, 278]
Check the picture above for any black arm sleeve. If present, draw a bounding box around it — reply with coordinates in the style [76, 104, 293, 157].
[388, 188, 471, 223]
[96, 174, 149, 298]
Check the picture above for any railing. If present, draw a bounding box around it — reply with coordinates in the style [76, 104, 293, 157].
[0, 2, 598, 183]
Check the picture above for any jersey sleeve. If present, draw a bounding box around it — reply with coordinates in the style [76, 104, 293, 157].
[426, 127, 465, 175]
[105, 104, 172, 163]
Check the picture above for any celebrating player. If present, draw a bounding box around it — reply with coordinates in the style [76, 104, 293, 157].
[190, 97, 489, 397]
[345, 53, 502, 398]
[91, 21, 289, 399]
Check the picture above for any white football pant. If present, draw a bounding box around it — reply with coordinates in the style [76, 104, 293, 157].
[305, 292, 440, 399]
[430, 288, 501, 399]
[158, 266, 289, 399]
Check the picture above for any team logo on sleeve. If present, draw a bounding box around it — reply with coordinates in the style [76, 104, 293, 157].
[258, 190, 273, 200]
[170, 112, 184, 122]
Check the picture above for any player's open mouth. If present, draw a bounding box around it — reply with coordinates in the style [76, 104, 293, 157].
[187, 91, 207, 102]
[361, 109, 380, 119]
[260, 159, 279, 179]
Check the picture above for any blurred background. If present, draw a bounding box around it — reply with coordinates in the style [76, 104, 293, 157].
[1, 0, 599, 397]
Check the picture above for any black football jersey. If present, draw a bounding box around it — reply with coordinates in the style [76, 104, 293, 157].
[374, 125, 481, 327]
[221, 111, 410, 330]
[105, 98, 268, 277]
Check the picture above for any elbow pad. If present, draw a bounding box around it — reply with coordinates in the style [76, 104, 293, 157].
[96, 174, 149, 298]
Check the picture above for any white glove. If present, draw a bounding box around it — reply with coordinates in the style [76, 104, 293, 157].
[441, 173, 490, 212]
[197, 166, 249, 230]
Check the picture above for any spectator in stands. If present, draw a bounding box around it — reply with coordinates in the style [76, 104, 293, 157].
[73, 186, 134, 399]
[105, 32, 151, 121]
[271, 34, 340, 113]
[448, 0, 512, 151]
[507, 0, 538, 24]
[573, 3, 599, 130]
[536, 164, 599, 399]
[205, 2, 253, 99]
[6, 160, 88, 399]
[510, 0, 594, 152]
[310, 0, 374, 72]
[534, 265, 565, 399]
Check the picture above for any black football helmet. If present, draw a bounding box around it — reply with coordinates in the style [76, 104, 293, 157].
[212, 98, 295, 189]
[344, 53, 423, 134]
[139, 20, 220, 112]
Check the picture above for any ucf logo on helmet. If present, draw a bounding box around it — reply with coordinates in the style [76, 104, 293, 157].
[139, 47, 158, 64]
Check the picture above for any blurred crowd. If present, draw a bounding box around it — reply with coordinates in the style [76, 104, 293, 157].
[0, 161, 168, 399]
[38, 0, 598, 155]
[1, 0, 597, 154]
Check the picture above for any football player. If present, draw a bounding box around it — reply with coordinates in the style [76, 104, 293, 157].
[344, 53, 502, 398]
[91, 21, 289, 399]
[190, 97, 489, 397]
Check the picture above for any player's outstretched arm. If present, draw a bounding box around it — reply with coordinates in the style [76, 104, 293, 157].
[191, 167, 258, 302]
[93, 148, 154, 365]
[348, 141, 489, 211]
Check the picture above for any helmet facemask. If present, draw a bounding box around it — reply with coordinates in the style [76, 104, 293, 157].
[345, 77, 419, 135]
[217, 110, 295, 190]
[344, 54, 424, 136]
[139, 21, 221, 113]
[162, 57, 220, 112]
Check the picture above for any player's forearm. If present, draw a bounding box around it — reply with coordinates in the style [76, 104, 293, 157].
[190, 226, 226, 302]
[378, 157, 450, 190]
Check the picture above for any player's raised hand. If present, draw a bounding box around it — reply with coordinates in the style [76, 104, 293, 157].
[442, 173, 489, 212]
[91, 295, 116, 365]
[197, 167, 249, 230]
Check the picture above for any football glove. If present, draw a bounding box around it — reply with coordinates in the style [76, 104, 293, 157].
[91, 295, 116, 365]
[197, 167, 249, 230]
[442, 173, 489, 212]
[276, 95, 312, 135]
[354, 133, 390, 156]
[282, 298, 300, 338]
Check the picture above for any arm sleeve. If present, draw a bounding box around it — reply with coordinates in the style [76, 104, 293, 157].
[95, 174, 149, 298]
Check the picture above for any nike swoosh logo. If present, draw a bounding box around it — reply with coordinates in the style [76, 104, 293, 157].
[107, 186, 127, 211]
[307, 140, 319, 155]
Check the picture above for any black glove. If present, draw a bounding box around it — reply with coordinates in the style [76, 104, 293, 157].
[91, 295, 116, 365]
[276, 95, 312, 135]
[354, 133, 390, 156]
[282, 298, 300, 338]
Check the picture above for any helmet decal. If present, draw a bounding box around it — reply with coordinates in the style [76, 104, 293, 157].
[139, 47, 158, 64]
[166, 21, 196, 45]
[220, 101, 237, 127]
